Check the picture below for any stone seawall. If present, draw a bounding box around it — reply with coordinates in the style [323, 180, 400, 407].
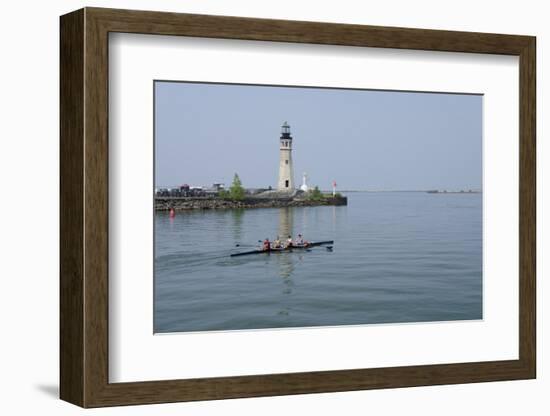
[155, 196, 348, 211]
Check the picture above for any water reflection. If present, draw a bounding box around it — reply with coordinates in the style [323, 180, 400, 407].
[276, 207, 295, 280]
[277, 207, 294, 239]
[276, 208, 295, 320]
[231, 209, 244, 241]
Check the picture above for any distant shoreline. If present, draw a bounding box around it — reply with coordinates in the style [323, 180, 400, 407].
[338, 190, 481, 193]
[156, 188, 482, 194]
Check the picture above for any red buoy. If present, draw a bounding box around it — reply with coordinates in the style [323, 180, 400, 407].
[169, 208, 175, 218]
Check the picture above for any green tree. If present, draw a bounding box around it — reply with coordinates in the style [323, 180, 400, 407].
[309, 186, 323, 201]
[229, 173, 245, 200]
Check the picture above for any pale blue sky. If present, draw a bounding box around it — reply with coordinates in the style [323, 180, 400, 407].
[155, 81, 482, 191]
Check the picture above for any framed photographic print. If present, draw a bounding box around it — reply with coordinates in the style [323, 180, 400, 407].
[60, 7, 536, 408]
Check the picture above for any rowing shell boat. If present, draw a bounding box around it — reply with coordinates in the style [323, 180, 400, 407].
[230, 240, 334, 257]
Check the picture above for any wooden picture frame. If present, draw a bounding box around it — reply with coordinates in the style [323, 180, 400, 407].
[60, 7, 536, 408]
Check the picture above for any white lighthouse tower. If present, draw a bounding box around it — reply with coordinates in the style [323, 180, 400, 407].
[277, 121, 295, 191]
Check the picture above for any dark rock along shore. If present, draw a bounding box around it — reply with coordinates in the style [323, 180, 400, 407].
[155, 195, 348, 211]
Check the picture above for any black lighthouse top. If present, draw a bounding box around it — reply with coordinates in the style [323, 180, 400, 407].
[280, 121, 292, 140]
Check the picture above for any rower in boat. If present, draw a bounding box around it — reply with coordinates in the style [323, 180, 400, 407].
[273, 236, 282, 249]
[285, 235, 293, 248]
[262, 238, 271, 251]
[294, 234, 309, 247]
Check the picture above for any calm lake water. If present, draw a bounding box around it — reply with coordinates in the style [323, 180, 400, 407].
[154, 192, 482, 333]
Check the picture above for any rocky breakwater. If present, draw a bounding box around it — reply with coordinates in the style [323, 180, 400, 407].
[155, 190, 348, 211]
